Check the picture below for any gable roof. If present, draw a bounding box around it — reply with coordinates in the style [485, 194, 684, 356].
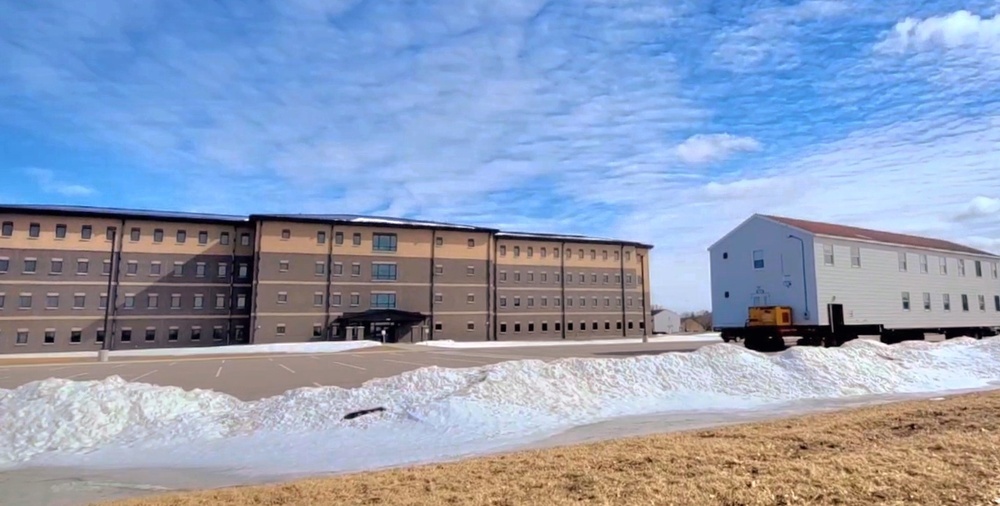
[762, 214, 997, 258]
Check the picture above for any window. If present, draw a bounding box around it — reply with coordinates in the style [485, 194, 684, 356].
[823, 244, 834, 266]
[578, 249, 584, 259]
[352, 233, 362, 246]
[46, 293, 59, 309]
[317, 230, 326, 244]
[602, 250, 608, 260]
[542, 322, 549, 332]
[220, 232, 230, 245]
[333, 263, 343, 276]
[625, 251, 631, 262]
[898, 252, 907, 272]
[351, 263, 361, 276]
[169, 328, 179, 341]
[434, 264, 444, 275]
[29, 223, 40, 238]
[153, 229, 164, 243]
[751, 249, 765, 269]
[276, 325, 286, 336]
[920, 254, 928, 273]
[626, 274, 633, 285]
[958, 259, 966, 276]
[123, 261, 136, 276]
[51, 259, 63, 274]
[0, 258, 7, 273]
[613, 250, 620, 261]
[123, 294, 135, 309]
[372, 263, 397, 281]
[106, 227, 116, 241]
[70, 330, 82, 344]
[995, 295, 1000, 312]
[540, 248, 547, 258]
[467, 293, 475, 304]
[238, 263, 249, 278]
[514, 271, 521, 282]
[962, 294, 969, 312]
[130, 228, 141, 241]
[435, 322, 443, 331]
[467, 238, 475, 248]
[1, 221, 12, 237]
[514, 246, 521, 257]
[81, 225, 92, 239]
[315, 262, 326, 275]
[527, 296, 533, 307]
[566, 297, 573, 307]
[237, 294, 247, 309]
[44, 330, 55, 344]
[605, 321, 611, 330]
[499, 245, 507, 256]
[193, 294, 204, 309]
[943, 294, 951, 311]
[24, 258, 36, 273]
[191, 328, 201, 341]
[847, 246, 860, 267]
[541, 297, 548, 307]
[528, 322, 535, 332]
[371, 293, 396, 309]
[71, 294, 85, 309]
[435, 236, 444, 246]
[554, 248, 560, 258]
[975, 260, 983, 278]
[281, 229, 291, 240]
[979, 294, 986, 311]
[541, 273, 548, 283]
[121, 329, 132, 342]
[567, 322, 574, 331]
[514, 296, 521, 307]
[334, 231, 344, 244]
[16, 331, 28, 345]
[514, 323, 521, 333]
[216, 293, 226, 309]
[218, 263, 228, 278]
[901, 291, 910, 310]
[939, 257, 947, 275]
[279, 260, 290, 272]
[350, 293, 360, 306]
[555, 322, 561, 332]
[198, 231, 209, 245]
[500, 323, 508, 333]
[171, 294, 182, 309]
[145, 329, 156, 342]
[590, 249, 596, 260]
[148, 293, 159, 308]
[499, 296, 507, 307]
[76, 259, 89, 274]
[467, 322, 475, 331]
[565, 273, 572, 283]
[99, 294, 107, 309]
[176, 230, 186, 243]
[923, 292, 931, 311]
[500, 271, 507, 282]
[314, 293, 324, 306]
[0, 293, 4, 309]
[528, 272, 535, 282]
[993, 262, 999, 279]
[277, 292, 288, 304]
[604, 297, 611, 307]
[213, 327, 224, 341]
[466, 265, 475, 276]
[527, 247, 533, 258]
[313, 324, 323, 338]
[55, 224, 67, 239]
[241, 233, 251, 246]
[173, 262, 183, 276]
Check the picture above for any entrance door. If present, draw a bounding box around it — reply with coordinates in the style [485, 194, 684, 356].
[828, 303, 845, 331]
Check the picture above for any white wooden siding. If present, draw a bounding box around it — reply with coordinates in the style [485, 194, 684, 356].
[710, 216, 819, 328]
[813, 237, 1000, 329]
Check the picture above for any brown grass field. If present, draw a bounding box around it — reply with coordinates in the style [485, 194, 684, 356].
[102, 390, 1000, 506]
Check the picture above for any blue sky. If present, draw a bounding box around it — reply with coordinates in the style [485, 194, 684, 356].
[2, 0, 999, 312]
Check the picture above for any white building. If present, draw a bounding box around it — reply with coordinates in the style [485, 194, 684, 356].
[709, 214, 1000, 332]
[652, 308, 681, 334]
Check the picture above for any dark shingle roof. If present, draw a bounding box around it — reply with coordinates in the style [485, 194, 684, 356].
[763, 214, 997, 257]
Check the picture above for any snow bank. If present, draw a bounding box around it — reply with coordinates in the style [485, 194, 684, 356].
[415, 333, 722, 348]
[0, 341, 380, 360]
[2, 337, 999, 475]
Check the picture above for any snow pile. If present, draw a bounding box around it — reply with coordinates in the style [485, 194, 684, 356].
[2, 337, 999, 473]
[0, 341, 380, 361]
[416, 333, 722, 348]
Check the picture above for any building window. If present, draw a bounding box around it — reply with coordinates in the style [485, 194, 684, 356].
[500, 323, 508, 333]
[54, 224, 67, 239]
[218, 263, 228, 278]
[993, 262, 999, 279]
[45, 293, 59, 309]
[499, 271, 507, 282]
[16, 331, 28, 345]
[752, 249, 764, 269]
[169, 328, 179, 341]
[51, 259, 64, 274]
[216, 293, 226, 309]
[823, 244, 834, 266]
[123, 294, 135, 309]
[176, 230, 186, 243]
[435, 236, 444, 246]
[81, 225, 92, 240]
[277, 292, 288, 304]
[975, 260, 983, 278]
[220, 232, 230, 245]
[943, 294, 951, 311]
[130, 228, 141, 242]
[145, 328, 156, 342]
[276, 325, 286, 336]
[198, 231, 209, 245]
[333, 263, 343, 276]
[940, 257, 947, 274]
[372, 263, 397, 281]
[44, 330, 55, 344]
[72, 294, 85, 309]
[241, 233, 251, 246]
[191, 328, 201, 341]
[211, 327, 224, 341]
[555, 322, 562, 332]
[106, 227, 116, 241]
[527, 247, 533, 258]
[527, 296, 534, 307]
[315, 262, 326, 275]
[923, 292, 931, 311]
[171, 294, 182, 309]
[317, 230, 327, 244]
[565, 297, 572, 307]
[467, 265, 475, 276]
[567, 322, 574, 331]
[353, 233, 362, 246]
[467, 238, 475, 248]
[279, 260, 290, 272]
[898, 252, 907, 272]
[514, 296, 521, 307]
[978, 294, 986, 311]
[122, 261, 136, 276]
[24, 258, 37, 273]
[467, 322, 475, 331]
[313, 324, 323, 338]
[499, 245, 506, 256]
[540, 248, 547, 258]
[351, 263, 362, 276]
[527, 272, 535, 282]
[554, 248, 560, 259]
[121, 329, 132, 342]
[371, 293, 396, 309]
[958, 259, 966, 276]
[435, 322, 444, 331]
[920, 254, 929, 273]
[961, 294, 969, 311]
[196, 263, 206, 277]
[76, 259, 89, 274]
[850, 246, 861, 267]
[541, 297, 548, 307]
[0, 258, 7, 273]
[350, 293, 360, 306]
[238, 263, 249, 278]
[514, 323, 521, 333]
[334, 231, 344, 244]
[281, 229, 291, 240]
[994, 295, 999, 312]
[499, 296, 507, 307]
[148, 293, 159, 308]
[514, 246, 520, 257]
[467, 293, 475, 304]
[434, 264, 444, 275]
[542, 322, 549, 332]
[1, 221, 13, 237]
[314, 293, 324, 306]
[99, 294, 107, 309]
[237, 294, 247, 309]
[541, 272, 548, 283]
[193, 294, 204, 309]
[153, 229, 164, 243]
[901, 291, 910, 311]
[29, 223, 40, 238]
[70, 330, 82, 344]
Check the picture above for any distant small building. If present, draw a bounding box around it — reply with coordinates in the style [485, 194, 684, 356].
[681, 318, 707, 333]
[652, 308, 681, 334]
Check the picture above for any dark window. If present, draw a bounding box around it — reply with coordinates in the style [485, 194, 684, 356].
[350, 294, 360, 305]
[130, 228, 141, 241]
[0, 294, 4, 308]
[281, 229, 291, 239]
[46, 294, 59, 308]
[29, 223, 40, 238]
[331, 294, 342, 306]
[198, 231, 209, 245]
[372, 263, 397, 281]
[55, 224, 67, 239]
[317, 231, 326, 244]
[554, 322, 561, 332]
[121, 330, 132, 342]
[500, 323, 508, 333]
[168, 329, 179, 341]
[333, 263, 343, 276]
[176, 230, 186, 243]
[542, 322, 548, 332]
[370, 293, 396, 309]
[0, 258, 7, 272]
[628, 321, 634, 329]
[962, 294, 969, 311]
[50, 259, 63, 274]
[467, 238, 475, 247]
[436, 236, 444, 246]
[16, 331, 28, 344]
[514, 323, 521, 333]
[527, 323, 534, 332]
[372, 233, 397, 252]
[24, 259, 36, 273]
[74, 294, 86, 308]
[467, 322, 475, 331]
[81, 225, 92, 239]
[335, 231, 344, 244]
[995, 295, 1000, 312]
[106, 227, 116, 241]
[70, 330, 82, 344]
[617, 321, 623, 330]
[44, 330, 55, 344]
[605, 321, 611, 330]
[435, 322, 443, 331]
[313, 325, 323, 338]
[353, 232, 361, 245]
[1, 221, 12, 237]
[96, 329, 105, 343]
[567, 322, 574, 331]
[592, 322, 598, 330]
[145, 329, 156, 341]
[213, 327, 224, 341]
[153, 229, 164, 243]
[77, 260, 88, 274]
[351, 263, 361, 276]
[220, 232, 230, 245]
[191, 328, 201, 341]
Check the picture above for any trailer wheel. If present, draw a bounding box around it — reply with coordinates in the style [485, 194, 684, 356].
[746, 334, 785, 352]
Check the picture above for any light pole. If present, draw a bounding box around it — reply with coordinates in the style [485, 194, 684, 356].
[788, 234, 810, 320]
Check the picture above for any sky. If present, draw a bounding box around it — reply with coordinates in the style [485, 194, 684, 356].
[1, 0, 999, 313]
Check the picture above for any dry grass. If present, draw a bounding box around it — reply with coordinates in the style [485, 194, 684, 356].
[102, 391, 1000, 506]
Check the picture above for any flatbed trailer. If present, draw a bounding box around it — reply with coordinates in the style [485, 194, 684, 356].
[716, 306, 999, 352]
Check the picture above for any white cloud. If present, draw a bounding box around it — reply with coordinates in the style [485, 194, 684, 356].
[675, 134, 762, 165]
[876, 10, 1000, 53]
[23, 168, 95, 197]
[953, 196, 1000, 221]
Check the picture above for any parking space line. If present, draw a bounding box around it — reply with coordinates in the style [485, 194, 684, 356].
[66, 372, 89, 379]
[215, 366, 223, 378]
[169, 362, 177, 367]
[277, 363, 296, 374]
[384, 359, 434, 368]
[425, 355, 496, 365]
[313, 382, 323, 387]
[130, 370, 158, 382]
[330, 361, 366, 371]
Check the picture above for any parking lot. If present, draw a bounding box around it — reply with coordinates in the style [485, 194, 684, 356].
[0, 340, 719, 400]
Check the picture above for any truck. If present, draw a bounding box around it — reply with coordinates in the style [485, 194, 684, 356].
[718, 305, 1000, 352]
